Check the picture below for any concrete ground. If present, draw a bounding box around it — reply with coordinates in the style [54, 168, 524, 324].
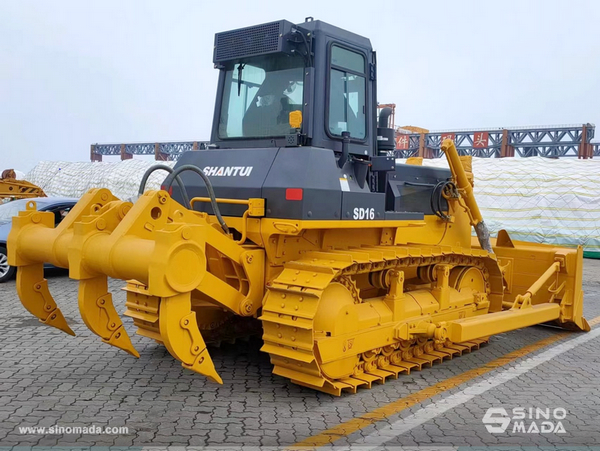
[0, 259, 599, 449]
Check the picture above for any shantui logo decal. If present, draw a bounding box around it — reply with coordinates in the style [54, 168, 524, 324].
[203, 166, 253, 177]
[482, 407, 567, 434]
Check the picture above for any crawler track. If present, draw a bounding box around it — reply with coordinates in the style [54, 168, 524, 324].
[260, 245, 492, 395]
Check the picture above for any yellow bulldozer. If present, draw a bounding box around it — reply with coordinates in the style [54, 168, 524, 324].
[0, 169, 45, 201]
[8, 18, 588, 395]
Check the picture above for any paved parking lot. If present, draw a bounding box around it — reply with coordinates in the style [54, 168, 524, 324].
[0, 260, 599, 449]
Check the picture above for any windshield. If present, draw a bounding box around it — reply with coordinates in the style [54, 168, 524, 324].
[218, 54, 305, 139]
[0, 199, 51, 222]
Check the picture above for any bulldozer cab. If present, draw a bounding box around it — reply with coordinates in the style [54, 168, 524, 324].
[211, 18, 377, 158]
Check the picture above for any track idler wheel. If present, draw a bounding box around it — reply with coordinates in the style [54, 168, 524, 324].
[313, 282, 360, 380]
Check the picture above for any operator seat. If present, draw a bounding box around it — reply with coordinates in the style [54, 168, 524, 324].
[242, 71, 298, 137]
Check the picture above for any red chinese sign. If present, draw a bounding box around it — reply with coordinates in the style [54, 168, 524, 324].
[441, 133, 455, 143]
[473, 132, 489, 148]
[396, 134, 410, 150]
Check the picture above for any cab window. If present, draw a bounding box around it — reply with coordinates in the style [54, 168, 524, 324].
[218, 54, 305, 139]
[328, 45, 366, 140]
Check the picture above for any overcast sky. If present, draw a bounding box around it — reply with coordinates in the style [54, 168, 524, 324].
[1, 0, 599, 172]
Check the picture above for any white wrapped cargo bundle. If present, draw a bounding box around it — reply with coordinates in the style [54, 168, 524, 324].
[25, 160, 175, 202]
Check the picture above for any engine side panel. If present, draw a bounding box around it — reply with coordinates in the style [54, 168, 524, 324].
[262, 147, 342, 220]
[386, 164, 451, 216]
[173, 150, 454, 221]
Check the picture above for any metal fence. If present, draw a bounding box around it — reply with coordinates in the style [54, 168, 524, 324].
[90, 124, 597, 161]
[91, 142, 210, 162]
[394, 124, 596, 159]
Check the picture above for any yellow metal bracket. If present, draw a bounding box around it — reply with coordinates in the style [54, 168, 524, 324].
[190, 196, 265, 217]
[431, 264, 452, 310]
[511, 261, 561, 310]
[190, 196, 265, 243]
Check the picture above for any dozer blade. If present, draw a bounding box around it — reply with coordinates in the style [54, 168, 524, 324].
[485, 232, 590, 332]
[16, 263, 75, 336]
[78, 276, 139, 357]
[159, 292, 223, 384]
[446, 232, 591, 345]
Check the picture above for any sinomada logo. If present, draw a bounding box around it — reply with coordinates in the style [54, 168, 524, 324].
[482, 407, 567, 434]
[203, 166, 253, 177]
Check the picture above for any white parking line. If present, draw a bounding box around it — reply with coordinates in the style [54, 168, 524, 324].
[348, 327, 600, 449]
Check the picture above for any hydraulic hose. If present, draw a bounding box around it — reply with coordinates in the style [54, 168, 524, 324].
[138, 164, 191, 209]
[430, 180, 456, 221]
[162, 165, 230, 235]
